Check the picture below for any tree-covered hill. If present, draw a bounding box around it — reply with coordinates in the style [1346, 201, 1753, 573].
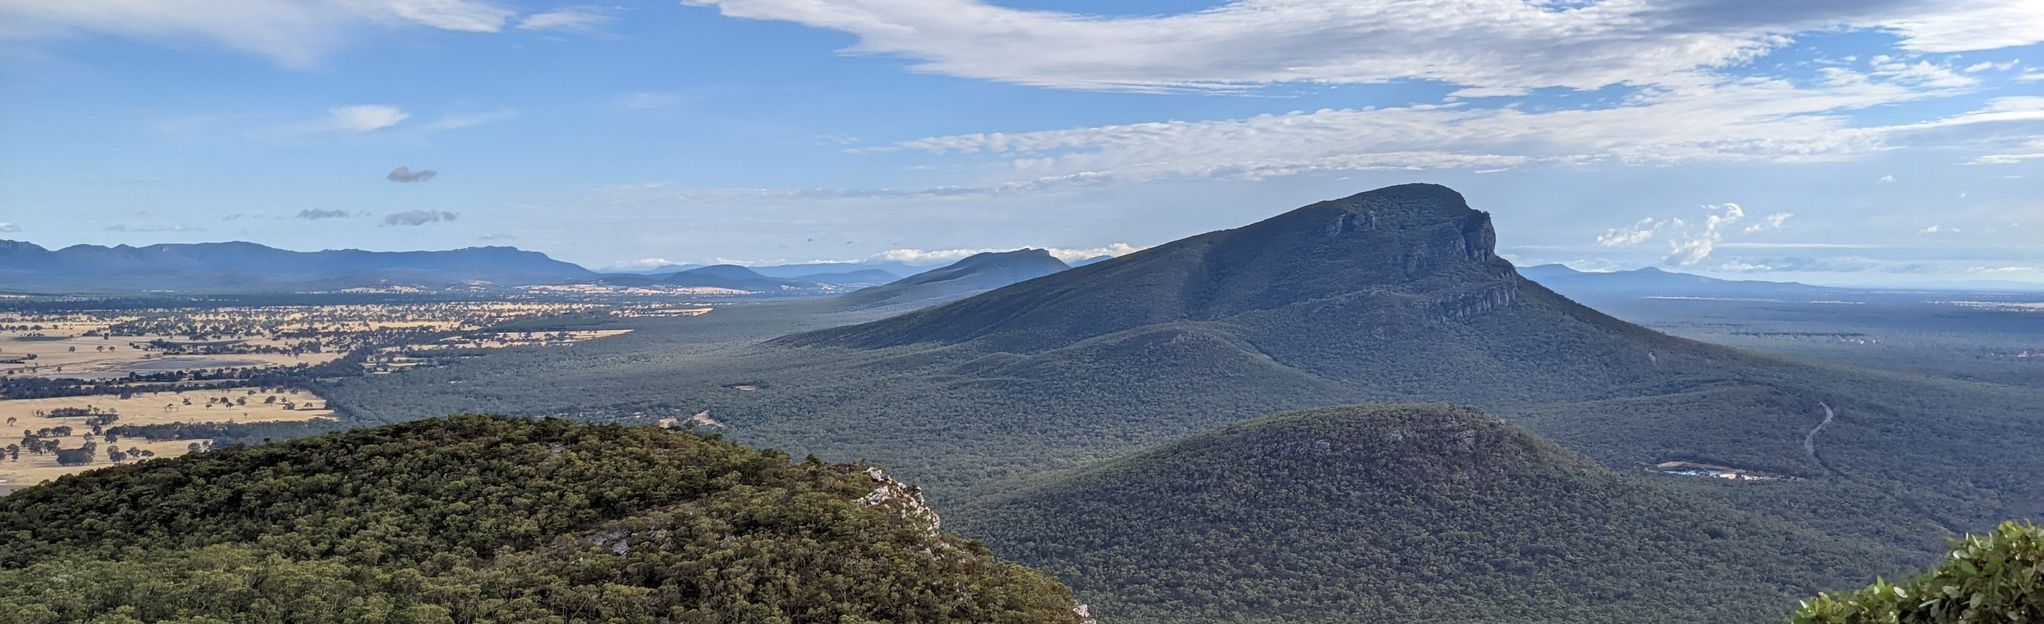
[965, 404, 1902, 624]
[0, 416, 1083, 624]
[837, 249, 1072, 310]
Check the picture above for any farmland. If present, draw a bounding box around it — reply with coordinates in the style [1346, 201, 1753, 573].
[0, 297, 663, 491]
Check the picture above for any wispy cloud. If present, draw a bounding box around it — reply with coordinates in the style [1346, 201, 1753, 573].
[103, 223, 204, 233]
[296, 208, 354, 220]
[424, 108, 518, 131]
[867, 82, 2039, 185]
[1743, 212, 1794, 233]
[618, 92, 683, 110]
[325, 104, 409, 133]
[517, 9, 610, 33]
[382, 210, 459, 226]
[684, 0, 2044, 93]
[0, 222, 20, 233]
[0, 0, 516, 67]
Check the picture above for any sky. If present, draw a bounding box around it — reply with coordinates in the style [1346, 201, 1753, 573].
[1, 0, 2041, 286]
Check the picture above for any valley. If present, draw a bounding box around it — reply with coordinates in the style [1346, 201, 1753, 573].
[2, 186, 2037, 622]
[16, 5, 2041, 619]
[278, 185, 2042, 621]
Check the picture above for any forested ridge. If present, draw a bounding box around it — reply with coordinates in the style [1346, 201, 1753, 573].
[0, 415, 1082, 623]
[965, 404, 1909, 623]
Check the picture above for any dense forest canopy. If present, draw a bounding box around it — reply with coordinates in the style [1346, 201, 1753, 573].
[0, 416, 1082, 624]
[965, 404, 1909, 624]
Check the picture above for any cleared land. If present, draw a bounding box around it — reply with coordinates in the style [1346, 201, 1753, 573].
[2, 389, 335, 490]
[2, 329, 340, 379]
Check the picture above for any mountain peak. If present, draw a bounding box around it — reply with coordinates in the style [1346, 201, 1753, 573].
[1242, 182, 1493, 260]
[787, 184, 1519, 351]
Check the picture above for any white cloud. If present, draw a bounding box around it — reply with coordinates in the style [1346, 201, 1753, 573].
[610, 257, 683, 271]
[1664, 202, 1744, 266]
[517, 9, 609, 33]
[1873, 0, 2044, 53]
[357, 0, 510, 33]
[1877, 174, 1896, 184]
[1596, 218, 1662, 248]
[1968, 137, 2044, 165]
[423, 108, 518, 131]
[104, 223, 204, 233]
[0, 222, 20, 233]
[878, 77, 2041, 184]
[0, 0, 512, 67]
[1971, 152, 2044, 165]
[1596, 202, 1770, 266]
[683, 0, 2044, 94]
[1964, 59, 2022, 73]
[1866, 56, 1977, 89]
[1921, 224, 1962, 233]
[1743, 212, 1793, 233]
[326, 104, 410, 133]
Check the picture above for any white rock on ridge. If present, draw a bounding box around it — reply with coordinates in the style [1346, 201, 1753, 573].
[857, 466, 942, 537]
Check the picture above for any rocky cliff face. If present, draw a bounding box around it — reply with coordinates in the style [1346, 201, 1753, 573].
[856, 466, 942, 537]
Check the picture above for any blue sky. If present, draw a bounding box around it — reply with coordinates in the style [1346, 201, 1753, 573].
[1, 0, 2040, 286]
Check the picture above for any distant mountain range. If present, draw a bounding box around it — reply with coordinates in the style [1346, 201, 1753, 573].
[0, 239, 1091, 295]
[0, 240, 592, 292]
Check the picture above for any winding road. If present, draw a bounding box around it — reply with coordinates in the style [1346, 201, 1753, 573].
[1803, 401, 1836, 474]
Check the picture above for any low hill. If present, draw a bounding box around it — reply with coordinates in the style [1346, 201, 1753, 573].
[971, 405, 1901, 623]
[1520, 264, 1849, 301]
[838, 249, 1072, 309]
[0, 240, 592, 292]
[0, 416, 1082, 623]
[648, 264, 820, 292]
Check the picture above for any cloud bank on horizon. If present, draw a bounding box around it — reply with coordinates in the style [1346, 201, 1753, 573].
[1, 0, 2039, 286]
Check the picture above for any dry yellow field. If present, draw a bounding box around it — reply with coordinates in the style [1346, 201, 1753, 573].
[1, 330, 340, 379]
[0, 437, 215, 490]
[1, 389, 335, 491]
[2, 389, 334, 431]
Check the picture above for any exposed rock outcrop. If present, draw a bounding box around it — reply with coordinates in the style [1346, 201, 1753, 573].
[857, 466, 942, 537]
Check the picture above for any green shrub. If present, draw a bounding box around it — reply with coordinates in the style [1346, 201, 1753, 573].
[1794, 521, 2042, 623]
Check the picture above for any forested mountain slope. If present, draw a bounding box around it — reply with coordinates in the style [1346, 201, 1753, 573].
[0, 240, 591, 292]
[0, 416, 1083, 624]
[838, 248, 1071, 310]
[967, 404, 1905, 624]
